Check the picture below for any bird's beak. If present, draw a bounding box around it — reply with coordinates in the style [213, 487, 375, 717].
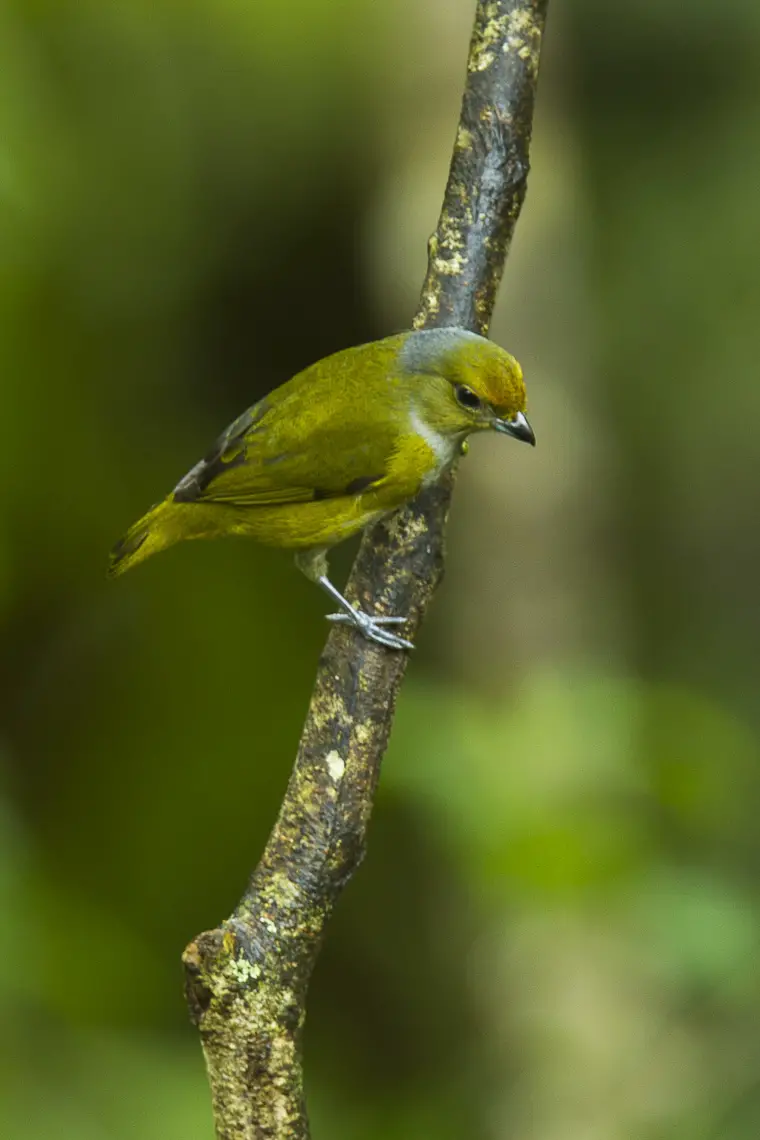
[493, 410, 536, 446]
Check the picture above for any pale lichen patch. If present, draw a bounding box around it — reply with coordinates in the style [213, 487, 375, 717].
[472, 50, 495, 72]
[389, 509, 432, 547]
[268, 871, 303, 909]
[325, 750, 345, 781]
[439, 214, 466, 254]
[354, 722, 372, 746]
[311, 690, 350, 732]
[469, 2, 510, 72]
[504, 7, 543, 75]
[414, 281, 441, 325]
[228, 956, 262, 987]
[470, 3, 543, 77]
[433, 251, 466, 276]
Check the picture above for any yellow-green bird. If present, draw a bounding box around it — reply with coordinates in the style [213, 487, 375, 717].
[109, 327, 534, 649]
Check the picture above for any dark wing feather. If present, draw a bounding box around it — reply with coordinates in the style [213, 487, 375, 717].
[172, 395, 396, 508]
[173, 398, 272, 503]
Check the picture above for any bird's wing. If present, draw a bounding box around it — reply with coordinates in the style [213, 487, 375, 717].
[172, 392, 400, 508]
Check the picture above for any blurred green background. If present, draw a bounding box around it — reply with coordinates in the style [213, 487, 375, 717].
[2, 2, 760, 1137]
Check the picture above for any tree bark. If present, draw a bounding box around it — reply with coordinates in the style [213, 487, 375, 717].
[182, 3, 549, 1136]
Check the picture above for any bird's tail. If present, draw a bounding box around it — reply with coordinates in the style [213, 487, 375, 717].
[108, 499, 179, 578]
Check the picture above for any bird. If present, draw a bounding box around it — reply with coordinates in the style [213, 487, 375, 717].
[108, 327, 534, 650]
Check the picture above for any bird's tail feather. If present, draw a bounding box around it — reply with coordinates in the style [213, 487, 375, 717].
[108, 500, 177, 578]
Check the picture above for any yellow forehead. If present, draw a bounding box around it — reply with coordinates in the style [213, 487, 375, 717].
[454, 339, 526, 414]
[398, 327, 526, 414]
[401, 328, 526, 417]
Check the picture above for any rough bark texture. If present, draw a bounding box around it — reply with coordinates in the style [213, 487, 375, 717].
[183, 3, 548, 1137]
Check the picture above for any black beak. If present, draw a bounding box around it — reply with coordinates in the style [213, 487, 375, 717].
[493, 410, 536, 446]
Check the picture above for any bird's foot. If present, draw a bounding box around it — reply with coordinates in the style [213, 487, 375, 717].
[326, 609, 413, 651]
[310, 567, 414, 650]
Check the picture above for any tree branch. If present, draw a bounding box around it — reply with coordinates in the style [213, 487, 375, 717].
[182, 3, 548, 1137]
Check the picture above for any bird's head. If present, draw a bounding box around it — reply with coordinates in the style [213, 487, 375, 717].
[399, 327, 535, 446]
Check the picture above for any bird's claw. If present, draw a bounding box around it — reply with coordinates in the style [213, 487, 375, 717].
[325, 610, 414, 651]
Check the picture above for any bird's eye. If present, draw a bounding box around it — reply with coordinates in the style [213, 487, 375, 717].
[455, 384, 481, 410]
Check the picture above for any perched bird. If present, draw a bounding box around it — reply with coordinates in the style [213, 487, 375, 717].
[109, 327, 534, 649]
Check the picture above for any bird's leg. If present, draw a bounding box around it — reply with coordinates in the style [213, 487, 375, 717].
[295, 549, 413, 651]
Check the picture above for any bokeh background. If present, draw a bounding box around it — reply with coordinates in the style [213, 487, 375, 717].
[2, 2, 760, 1137]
